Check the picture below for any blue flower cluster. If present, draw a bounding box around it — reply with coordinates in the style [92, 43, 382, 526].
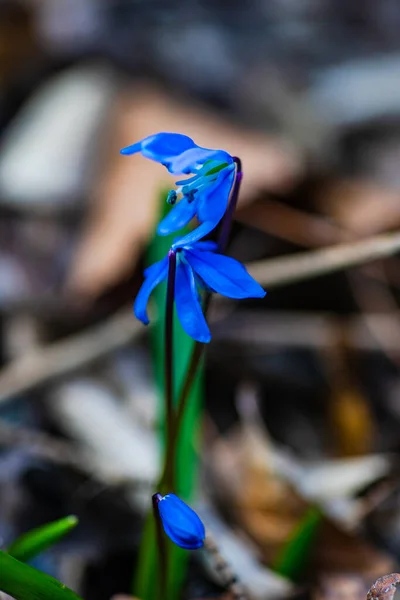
[121, 133, 265, 342]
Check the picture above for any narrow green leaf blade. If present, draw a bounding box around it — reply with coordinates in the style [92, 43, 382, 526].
[0, 550, 83, 600]
[273, 506, 322, 581]
[7, 515, 78, 563]
[133, 510, 157, 599]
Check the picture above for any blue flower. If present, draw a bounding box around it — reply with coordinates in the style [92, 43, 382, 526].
[134, 240, 266, 343]
[120, 132, 235, 239]
[154, 493, 205, 550]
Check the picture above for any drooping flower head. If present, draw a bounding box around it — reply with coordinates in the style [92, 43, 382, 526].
[154, 493, 205, 550]
[134, 239, 266, 343]
[121, 133, 235, 242]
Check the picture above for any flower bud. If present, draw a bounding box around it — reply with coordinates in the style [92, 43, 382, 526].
[154, 493, 205, 550]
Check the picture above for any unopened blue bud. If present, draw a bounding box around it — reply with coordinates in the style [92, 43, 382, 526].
[154, 493, 205, 550]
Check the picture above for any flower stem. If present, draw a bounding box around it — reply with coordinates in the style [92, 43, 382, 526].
[164, 249, 177, 491]
[152, 493, 168, 600]
[217, 157, 243, 252]
[170, 157, 242, 454]
[172, 295, 210, 442]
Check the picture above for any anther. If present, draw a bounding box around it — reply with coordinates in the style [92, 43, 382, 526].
[167, 190, 177, 205]
[185, 189, 197, 203]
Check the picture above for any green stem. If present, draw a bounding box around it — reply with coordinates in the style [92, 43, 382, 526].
[164, 250, 177, 491]
[170, 297, 210, 460]
[152, 494, 168, 600]
[170, 156, 242, 452]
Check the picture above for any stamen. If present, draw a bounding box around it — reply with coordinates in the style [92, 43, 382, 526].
[175, 173, 201, 186]
[175, 160, 222, 186]
[167, 190, 178, 205]
[184, 189, 197, 203]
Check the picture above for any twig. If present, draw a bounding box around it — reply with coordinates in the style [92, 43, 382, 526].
[247, 231, 400, 288]
[237, 197, 400, 291]
[0, 308, 142, 404]
[2, 233, 400, 405]
[211, 310, 400, 353]
[236, 196, 346, 248]
[0, 419, 83, 469]
[348, 265, 400, 367]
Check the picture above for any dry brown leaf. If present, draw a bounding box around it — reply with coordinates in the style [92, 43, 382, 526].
[66, 82, 301, 299]
[324, 326, 374, 457]
[329, 387, 374, 457]
[311, 519, 396, 580]
[317, 179, 400, 237]
[209, 424, 306, 561]
[313, 574, 367, 600]
[236, 196, 348, 248]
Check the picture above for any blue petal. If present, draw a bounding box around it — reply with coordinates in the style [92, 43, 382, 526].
[175, 260, 211, 343]
[191, 240, 218, 252]
[175, 173, 202, 186]
[169, 147, 232, 174]
[121, 133, 233, 175]
[133, 256, 169, 324]
[197, 166, 235, 224]
[120, 141, 143, 155]
[143, 256, 168, 278]
[120, 133, 195, 161]
[157, 198, 198, 236]
[158, 494, 205, 550]
[184, 250, 266, 299]
[172, 221, 217, 249]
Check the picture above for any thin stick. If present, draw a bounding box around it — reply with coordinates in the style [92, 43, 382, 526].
[248, 231, 400, 289]
[0, 420, 84, 470]
[204, 534, 248, 600]
[0, 308, 142, 405]
[3, 232, 400, 405]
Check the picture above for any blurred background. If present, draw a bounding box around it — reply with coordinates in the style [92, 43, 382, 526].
[2, 1, 400, 599]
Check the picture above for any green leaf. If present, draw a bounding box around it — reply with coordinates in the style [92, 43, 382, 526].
[273, 506, 322, 582]
[133, 192, 203, 600]
[8, 515, 78, 563]
[0, 550, 83, 600]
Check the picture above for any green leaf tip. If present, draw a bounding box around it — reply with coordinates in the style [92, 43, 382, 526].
[7, 515, 79, 563]
[273, 506, 322, 582]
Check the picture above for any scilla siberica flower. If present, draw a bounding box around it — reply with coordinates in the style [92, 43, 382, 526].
[154, 493, 205, 550]
[121, 133, 235, 242]
[134, 240, 266, 343]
